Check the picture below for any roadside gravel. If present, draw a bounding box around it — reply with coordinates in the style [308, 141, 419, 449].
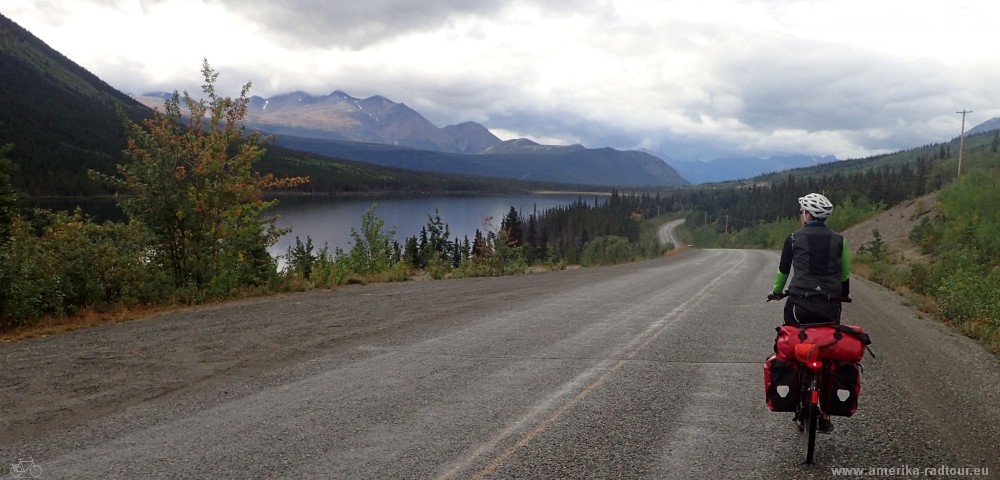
[841, 192, 937, 258]
[0, 267, 619, 446]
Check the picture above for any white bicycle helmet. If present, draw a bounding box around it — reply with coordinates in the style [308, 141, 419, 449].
[798, 193, 833, 219]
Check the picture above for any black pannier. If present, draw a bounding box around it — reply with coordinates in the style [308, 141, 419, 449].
[764, 354, 800, 412]
[822, 361, 861, 417]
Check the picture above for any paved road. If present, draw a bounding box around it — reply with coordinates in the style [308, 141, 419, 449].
[5, 249, 999, 479]
[656, 219, 685, 247]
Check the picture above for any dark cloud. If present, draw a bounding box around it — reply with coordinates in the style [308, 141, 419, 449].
[715, 37, 946, 132]
[216, 0, 600, 49]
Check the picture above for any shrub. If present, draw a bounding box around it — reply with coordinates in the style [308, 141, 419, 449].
[581, 236, 638, 267]
[284, 236, 317, 279]
[858, 229, 887, 262]
[345, 205, 397, 277]
[1, 210, 164, 330]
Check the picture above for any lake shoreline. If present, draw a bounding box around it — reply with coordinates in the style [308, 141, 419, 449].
[25, 190, 615, 200]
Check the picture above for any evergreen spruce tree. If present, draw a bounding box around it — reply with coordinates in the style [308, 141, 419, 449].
[418, 226, 428, 261]
[404, 236, 420, 267]
[0, 142, 20, 319]
[462, 235, 471, 262]
[501, 206, 523, 247]
[525, 215, 538, 264]
[0, 142, 19, 244]
[451, 239, 462, 268]
[392, 240, 402, 264]
[472, 229, 484, 257]
[538, 227, 549, 261]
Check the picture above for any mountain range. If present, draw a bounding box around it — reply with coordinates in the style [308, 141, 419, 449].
[964, 117, 1000, 137]
[270, 135, 689, 187]
[1, 8, 687, 193]
[140, 86, 840, 186]
[660, 155, 838, 184]
[135, 90, 503, 154]
[134, 92, 690, 187]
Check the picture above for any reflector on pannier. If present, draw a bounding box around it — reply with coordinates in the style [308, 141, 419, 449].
[822, 361, 861, 417]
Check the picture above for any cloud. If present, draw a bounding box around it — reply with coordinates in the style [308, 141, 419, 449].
[6, 0, 1000, 164]
[213, 0, 601, 49]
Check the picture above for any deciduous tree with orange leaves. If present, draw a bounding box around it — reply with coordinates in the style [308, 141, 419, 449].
[101, 60, 308, 295]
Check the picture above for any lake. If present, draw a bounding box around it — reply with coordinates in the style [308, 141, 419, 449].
[266, 194, 593, 257]
[25, 193, 596, 258]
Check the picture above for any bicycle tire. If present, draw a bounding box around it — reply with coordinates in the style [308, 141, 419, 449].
[797, 370, 808, 432]
[805, 402, 818, 463]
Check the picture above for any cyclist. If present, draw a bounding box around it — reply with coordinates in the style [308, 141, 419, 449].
[769, 193, 850, 433]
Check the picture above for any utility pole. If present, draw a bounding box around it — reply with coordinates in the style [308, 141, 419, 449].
[957, 109, 972, 178]
[725, 215, 730, 234]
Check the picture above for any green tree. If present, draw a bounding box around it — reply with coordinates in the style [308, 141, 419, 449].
[992, 130, 999, 154]
[419, 210, 451, 267]
[345, 204, 397, 277]
[0, 141, 19, 244]
[97, 60, 307, 294]
[285, 236, 316, 278]
[404, 236, 419, 266]
[501, 206, 523, 247]
[0, 141, 22, 321]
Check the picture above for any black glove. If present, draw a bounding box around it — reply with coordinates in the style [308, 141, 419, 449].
[767, 292, 784, 302]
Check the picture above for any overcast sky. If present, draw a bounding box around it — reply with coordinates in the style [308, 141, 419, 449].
[5, 0, 999, 161]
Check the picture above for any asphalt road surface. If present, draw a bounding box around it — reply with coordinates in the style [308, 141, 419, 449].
[656, 219, 685, 248]
[3, 249, 999, 479]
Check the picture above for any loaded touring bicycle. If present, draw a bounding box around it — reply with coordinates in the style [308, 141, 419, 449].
[764, 294, 873, 463]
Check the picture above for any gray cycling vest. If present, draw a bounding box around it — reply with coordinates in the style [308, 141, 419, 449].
[787, 224, 844, 301]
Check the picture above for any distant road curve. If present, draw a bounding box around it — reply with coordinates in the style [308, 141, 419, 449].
[656, 218, 685, 247]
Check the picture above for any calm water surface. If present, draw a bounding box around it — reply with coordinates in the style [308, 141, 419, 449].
[267, 194, 591, 256]
[27, 194, 594, 257]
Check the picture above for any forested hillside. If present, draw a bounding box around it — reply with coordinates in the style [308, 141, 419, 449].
[0, 13, 150, 196]
[748, 127, 999, 184]
[272, 135, 690, 187]
[257, 145, 611, 194]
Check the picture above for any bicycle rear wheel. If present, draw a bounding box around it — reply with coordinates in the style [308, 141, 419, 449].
[805, 402, 818, 464]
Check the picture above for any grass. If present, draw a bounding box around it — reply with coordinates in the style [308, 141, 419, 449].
[0, 279, 318, 342]
[852, 249, 1000, 358]
[0, 306, 151, 342]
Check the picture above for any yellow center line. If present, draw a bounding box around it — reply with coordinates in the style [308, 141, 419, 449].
[439, 250, 748, 480]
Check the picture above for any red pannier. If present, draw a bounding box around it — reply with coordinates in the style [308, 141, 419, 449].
[775, 324, 871, 363]
[822, 361, 861, 417]
[764, 354, 800, 412]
